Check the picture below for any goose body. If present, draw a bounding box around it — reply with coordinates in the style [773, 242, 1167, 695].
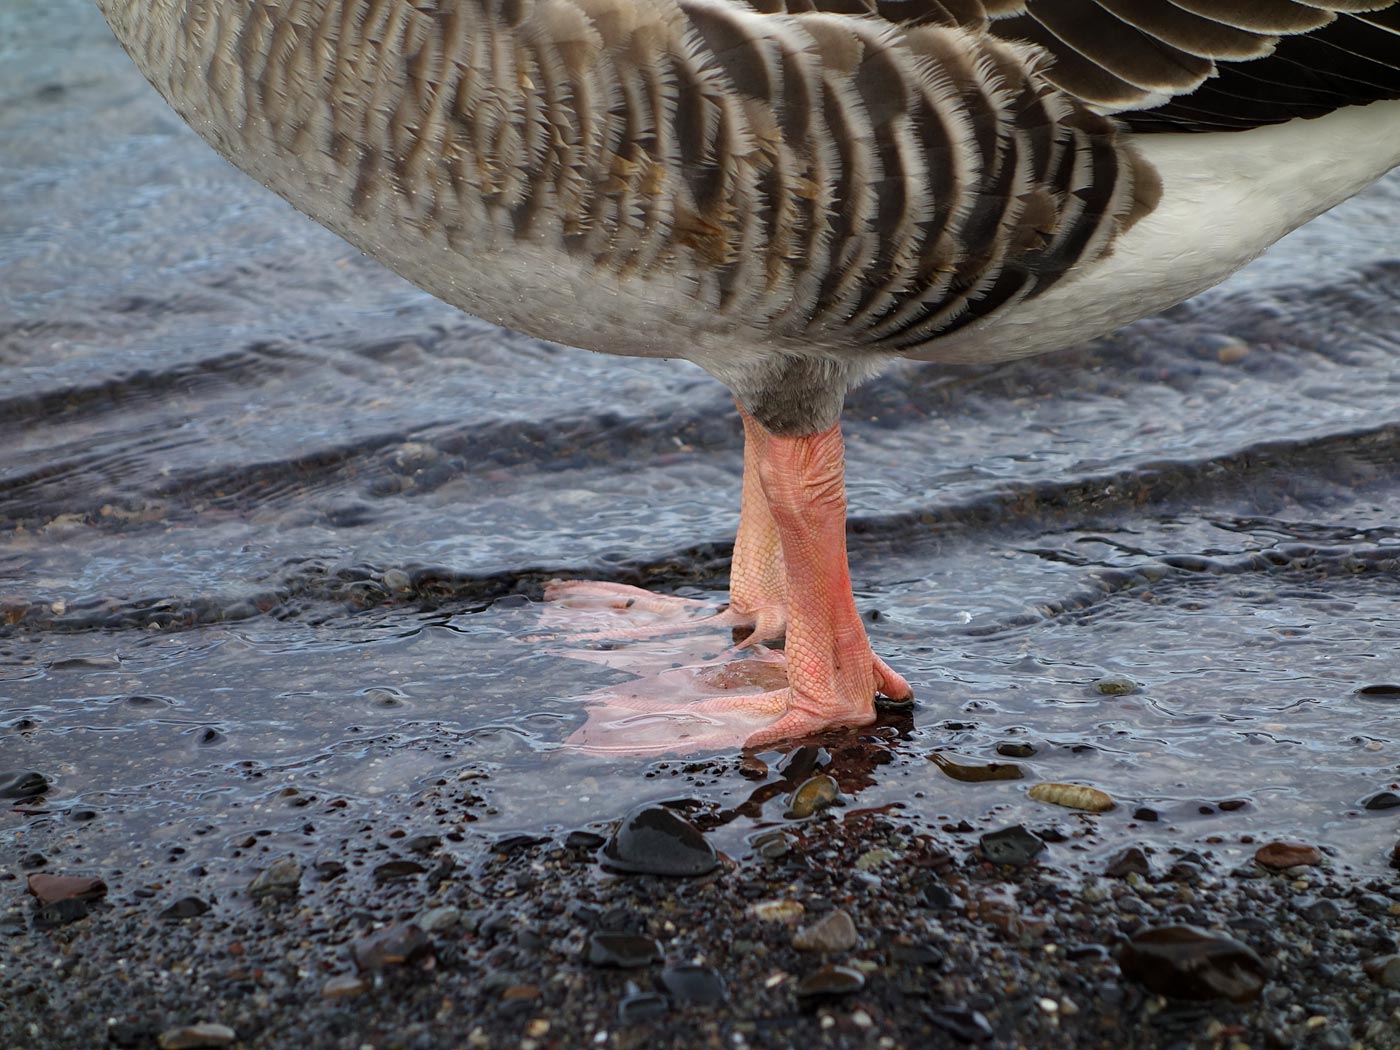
[94, 0, 1400, 747]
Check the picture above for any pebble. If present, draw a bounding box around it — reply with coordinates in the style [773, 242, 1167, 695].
[738, 756, 768, 780]
[322, 975, 368, 999]
[926, 1006, 995, 1043]
[794, 964, 864, 998]
[617, 991, 668, 1023]
[584, 932, 661, 968]
[0, 771, 50, 799]
[601, 806, 718, 877]
[788, 775, 840, 818]
[1027, 782, 1115, 813]
[1104, 847, 1150, 878]
[1255, 842, 1322, 870]
[1363, 955, 1400, 990]
[854, 848, 896, 871]
[928, 753, 1024, 783]
[416, 905, 461, 932]
[1092, 674, 1139, 696]
[158, 897, 210, 920]
[373, 860, 427, 883]
[1119, 925, 1266, 1003]
[352, 923, 432, 971]
[26, 873, 107, 905]
[1297, 898, 1343, 923]
[995, 742, 1037, 759]
[658, 963, 728, 1005]
[247, 856, 301, 901]
[979, 825, 1045, 867]
[157, 1023, 236, 1049]
[564, 830, 607, 850]
[748, 899, 804, 924]
[1363, 791, 1400, 811]
[792, 909, 858, 953]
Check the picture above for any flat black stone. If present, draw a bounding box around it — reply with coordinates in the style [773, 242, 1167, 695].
[979, 825, 1045, 867]
[1363, 791, 1400, 811]
[159, 896, 210, 920]
[601, 806, 718, 877]
[927, 1006, 995, 1043]
[1119, 924, 1266, 1003]
[0, 771, 50, 799]
[585, 932, 661, 968]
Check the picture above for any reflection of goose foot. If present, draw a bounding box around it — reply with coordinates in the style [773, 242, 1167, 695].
[536, 579, 786, 648]
[565, 643, 911, 754]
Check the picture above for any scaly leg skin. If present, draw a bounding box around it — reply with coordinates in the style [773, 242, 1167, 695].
[535, 404, 790, 646]
[566, 413, 912, 753]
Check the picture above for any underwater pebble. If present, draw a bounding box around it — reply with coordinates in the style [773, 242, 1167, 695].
[1362, 791, 1400, 811]
[248, 856, 301, 901]
[1255, 842, 1322, 870]
[794, 964, 864, 998]
[1027, 782, 1115, 813]
[995, 742, 1037, 759]
[792, 909, 858, 953]
[788, 775, 840, 818]
[927, 1006, 995, 1043]
[617, 991, 668, 1024]
[157, 1023, 235, 1049]
[0, 771, 51, 799]
[1092, 675, 1139, 696]
[928, 753, 1024, 783]
[601, 806, 718, 877]
[1119, 925, 1266, 1003]
[979, 825, 1045, 867]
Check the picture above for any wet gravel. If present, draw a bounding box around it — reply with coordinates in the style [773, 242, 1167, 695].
[4, 787, 1400, 1049]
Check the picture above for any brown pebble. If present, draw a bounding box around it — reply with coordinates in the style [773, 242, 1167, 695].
[1027, 782, 1114, 813]
[1254, 842, 1322, 870]
[739, 756, 768, 780]
[502, 984, 541, 1001]
[352, 923, 432, 971]
[26, 873, 107, 905]
[157, 1023, 236, 1049]
[792, 909, 858, 953]
[322, 975, 367, 999]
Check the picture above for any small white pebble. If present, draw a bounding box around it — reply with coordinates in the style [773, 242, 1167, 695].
[1038, 998, 1058, 1014]
[852, 1010, 873, 1028]
[764, 972, 787, 989]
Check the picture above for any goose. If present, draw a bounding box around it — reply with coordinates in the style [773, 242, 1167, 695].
[93, 0, 1400, 748]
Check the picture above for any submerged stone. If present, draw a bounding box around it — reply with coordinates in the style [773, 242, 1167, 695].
[1254, 841, 1322, 870]
[1119, 925, 1266, 1003]
[929, 753, 1024, 783]
[601, 806, 718, 877]
[788, 775, 840, 818]
[795, 964, 864, 998]
[979, 826, 1045, 867]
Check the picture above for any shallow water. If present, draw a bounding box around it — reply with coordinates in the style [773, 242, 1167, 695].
[3, 0, 1399, 896]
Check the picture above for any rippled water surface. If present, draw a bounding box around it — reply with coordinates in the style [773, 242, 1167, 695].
[4, 1, 1400, 892]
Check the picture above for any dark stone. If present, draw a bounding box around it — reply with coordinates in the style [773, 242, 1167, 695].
[0, 771, 50, 799]
[1105, 847, 1151, 879]
[159, 896, 211, 920]
[601, 806, 718, 877]
[1363, 792, 1400, 812]
[404, 834, 442, 853]
[1119, 925, 1266, 1003]
[926, 1006, 995, 1043]
[979, 825, 1045, 867]
[923, 882, 957, 912]
[1297, 898, 1343, 923]
[373, 860, 427, 883]
[1133, 807, 1160, 823]
[777, 745, 829, 780]
[1065, 944, 1110, 962]
[891, 944, 945, 969]
[794, 964, 864, 998]
[107, 1021, 158, 1048]
[352, 924, 432, 971]
[995, 742, 1037, 759]
[494, 834, 549, 854]
[314, 861, 347, 881]
[34, 898, 90, 928]
[658, 964, 728, 1005]
[617, 992, 669, 1024]
[19, 852, 46, 870]
[565, 830, 607, 850]
[1391, 841, 1400, 871]
[585, 933, 661, 968]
